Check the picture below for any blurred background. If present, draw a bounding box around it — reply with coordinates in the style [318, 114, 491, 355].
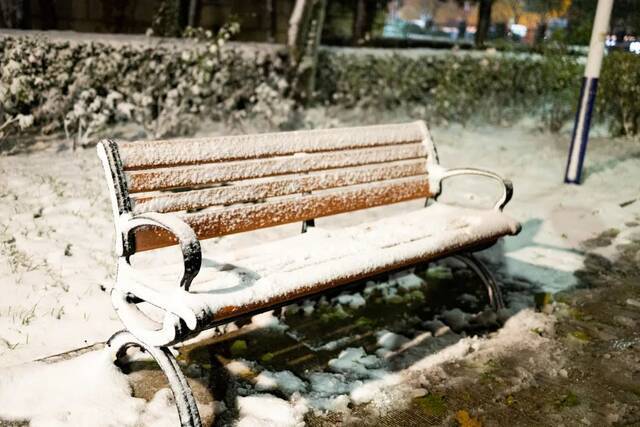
[1, 0, 638, 51]
[1, 1, 639, 148]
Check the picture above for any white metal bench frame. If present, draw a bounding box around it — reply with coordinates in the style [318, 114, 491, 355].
[98, 122, 517, 426]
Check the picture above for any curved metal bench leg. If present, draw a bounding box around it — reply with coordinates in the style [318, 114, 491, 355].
[108, 330, 202, 427]
[451, 253, 505, 311]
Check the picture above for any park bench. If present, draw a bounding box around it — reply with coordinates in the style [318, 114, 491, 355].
[98, 121, 520, 426]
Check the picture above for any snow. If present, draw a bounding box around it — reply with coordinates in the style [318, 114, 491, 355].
[126, 143, 427, 192]
[376, 330, 411, 350]
[131, 159, 427, 214]
[225, 359, 255, 377]
[254, 370, 307, 395]
[0, 349, 165, 426]
[328, 347, 384, 379]
[236, 394, 306, 427]
[119, 121, 428, 169]
[250, 311, 287, 330]
[2, 121, 640, 424]
[335, 293, 366, 309]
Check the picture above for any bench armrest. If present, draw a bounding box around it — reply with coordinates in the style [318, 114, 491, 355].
[119, 212, 202, 291]
[433, 168, 514, 211]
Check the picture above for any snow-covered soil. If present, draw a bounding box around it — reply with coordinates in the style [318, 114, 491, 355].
[1, 118, 639, 425]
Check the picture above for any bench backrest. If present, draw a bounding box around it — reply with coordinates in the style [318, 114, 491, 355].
[98, 121, 440, 253]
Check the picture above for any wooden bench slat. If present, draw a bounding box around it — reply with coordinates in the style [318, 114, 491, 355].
[126, 143, 427, 193]
[131, 159, 428, 214]
[132, 176, 431, 251]
[118, 122, 426, 170]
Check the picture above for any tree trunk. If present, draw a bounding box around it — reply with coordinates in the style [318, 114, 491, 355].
[535, 21, 547, 45]
[352, 0, 377, 45]
[475, 0, 493, 48]
[352, 0, 366, 44]
[288, 0, 327, 103]
[152, 0, 182, 37]
[187, 0, 199, 27]
[267, 0, 277, 42]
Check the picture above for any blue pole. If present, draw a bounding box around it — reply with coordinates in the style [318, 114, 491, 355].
[564, 0, 614, 184]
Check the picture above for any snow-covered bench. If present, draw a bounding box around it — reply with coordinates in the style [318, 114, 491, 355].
[97, 121, 520, 426]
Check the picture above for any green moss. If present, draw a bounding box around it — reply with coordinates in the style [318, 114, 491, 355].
[230, 339, 248, 355]
[319, 305, 350, 323]
[416, 394, 447, 417]
[530, 327, 545, 336]
[557, 390, 580, 408]
[355, 316, 373, 327]
[386, 295, 404, 304]
[568, 330, 590, 343]
[260, 352, 274, 362]
[425, 266, 454, 280]
[404, 290, 426, 302]
[568, 307, 584, 321]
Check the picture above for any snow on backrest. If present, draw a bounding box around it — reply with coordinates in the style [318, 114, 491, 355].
[98, 121, 439, 251]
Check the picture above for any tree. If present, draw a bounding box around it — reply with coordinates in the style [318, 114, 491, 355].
[288, 0, 327, 103]
[476, 0, 494, 47]
[525, 0, 569, 44]
[352, 0, 381, 44]
[447, 0, 495, 48]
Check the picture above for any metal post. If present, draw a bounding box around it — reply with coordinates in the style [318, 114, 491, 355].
[564, 0, 614, 184]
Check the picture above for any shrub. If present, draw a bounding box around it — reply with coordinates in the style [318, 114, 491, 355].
[598, 52, 640, 136]
[316, 48, 584, 130]
[0, 27, 293, 144]
[2, 35, 639, 143]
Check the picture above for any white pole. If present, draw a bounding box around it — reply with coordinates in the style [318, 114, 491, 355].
[564, 0, 614, 184]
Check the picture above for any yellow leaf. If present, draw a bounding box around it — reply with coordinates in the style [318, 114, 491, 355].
[455, 409, 482, 427]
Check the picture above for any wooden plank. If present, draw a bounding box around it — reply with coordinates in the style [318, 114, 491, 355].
[118, 121, 426, 169]
[132, 176, 430, 251]
[131, 159, 428, 214]
[126, 144, 427, 193]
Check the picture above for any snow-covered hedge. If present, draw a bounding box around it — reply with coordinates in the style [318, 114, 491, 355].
[2, 34, 639, 142]
[0, 27, 294, 144]
[316, 48, 640, 135]
[598, 51, 640, 136]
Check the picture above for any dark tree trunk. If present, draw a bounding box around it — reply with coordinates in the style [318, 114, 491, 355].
[352, 0, 377, 45]
[187, 0, 199, 27]
[267, 0, 277, 42]
[475, 0, 493, 48]
[535, 21, 547, 45]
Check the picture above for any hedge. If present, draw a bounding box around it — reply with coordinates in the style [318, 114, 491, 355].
[2, 34, 639, 144]
[0, 27, 293, 145]
[315, 47, 640, 135]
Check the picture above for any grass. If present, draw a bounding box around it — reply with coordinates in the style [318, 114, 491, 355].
[19, 304, 38, 326]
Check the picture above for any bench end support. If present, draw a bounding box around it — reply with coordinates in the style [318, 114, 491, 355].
[108, 330, 202, 427]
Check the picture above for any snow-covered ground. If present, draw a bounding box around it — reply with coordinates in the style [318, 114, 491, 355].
[1, 119, 639, 425]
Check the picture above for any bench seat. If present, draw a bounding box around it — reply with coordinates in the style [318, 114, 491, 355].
[116, 203, 519, 345]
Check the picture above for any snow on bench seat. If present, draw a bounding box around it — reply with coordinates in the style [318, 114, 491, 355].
[123, 203, 519, 331]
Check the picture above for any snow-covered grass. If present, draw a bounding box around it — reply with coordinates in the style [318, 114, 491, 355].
[0, 118, 639, 425]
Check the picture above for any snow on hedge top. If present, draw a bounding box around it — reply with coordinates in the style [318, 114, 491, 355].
[117, 121, 435, 169]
